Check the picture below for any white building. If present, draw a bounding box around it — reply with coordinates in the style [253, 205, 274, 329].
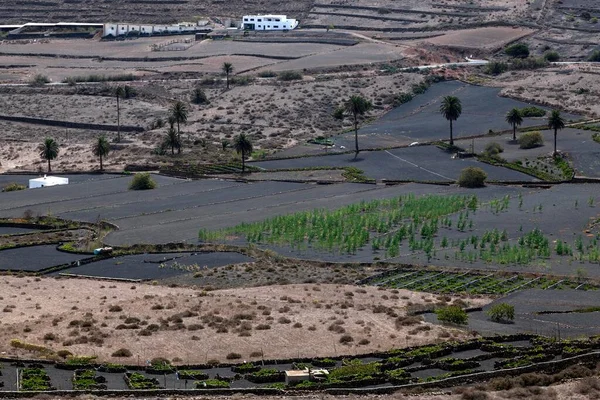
[28, 175, 69, 189]
[241, 15, 298, 31]
[102, 22, 210, 37]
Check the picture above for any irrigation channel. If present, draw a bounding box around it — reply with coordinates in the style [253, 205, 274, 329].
[1, 335, 599, 392]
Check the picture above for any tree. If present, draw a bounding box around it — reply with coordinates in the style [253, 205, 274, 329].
[344, 95, 373, 158]
[169, 101, 188, 154]
[92, 135, 110, 170]
[435, 305, 468, 325]
[233, 133, 253, 173]
[548, 109, 565, 156]
[505, 108, 523, 141]
[115, 85, 126, 142]
[222, 62, 234, 89]
[163, 127, 181, 155]
[505, 43, 530, 58]
[486, 303, 515, 323]
[192, 87, 209, 105]
[39, 137, 59, 173]
[439, 96, 462, 146]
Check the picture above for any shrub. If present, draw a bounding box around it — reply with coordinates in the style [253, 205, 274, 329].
[487, 303, 515, 323]
[112, 348, 132, 357]
[191, 88, 209, 105]
[108, 305, 123, 312]
[226, 352, 242, 360]
[519, 131, 544, 149]
[458, 167, 487, 188]
[2, 182, 26, 192]
[257, 70, 277, 78]
[129, 173, 157, 190]
[520, 106, 546, 117]
[485, 61, 507, 76]
[435, 305, 468, 325]
[30, 74, 50, 86]
[589, 50, 600, 62]
[544, 51, 560, 62]
[339, 335, 354, 344]
[505, 43, 530, 58]
[278, 71, 303, 81]
[483, 142, 503, 157]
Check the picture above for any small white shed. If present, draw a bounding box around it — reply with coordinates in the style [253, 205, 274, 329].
[28, 175, 69, 189]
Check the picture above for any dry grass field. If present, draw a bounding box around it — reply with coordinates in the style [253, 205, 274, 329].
[0, 276, 489, 364]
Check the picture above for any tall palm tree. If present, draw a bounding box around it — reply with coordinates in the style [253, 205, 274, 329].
[233, 133, 253, 173]
[169, 101, 188, 154]
[39, 137, 59, 173]
[505, 108, 523, 141]
[344, 95, 372, 158]
[115, 86, 126, 142]
[93, 135, 110, 170]
[548, 109, 565, 156]
[163, 127, 181, 155]
[439, 96, 462, 146]
[222, 62, 233, 89]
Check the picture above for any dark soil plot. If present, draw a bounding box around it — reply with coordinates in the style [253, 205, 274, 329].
[105, 182, 382, 245]
[456, 289, 600, 338]
[335, 81, 580, 149]
[254, 146, 535, 182]
[0, 226, 39, 235]
[0, 245, 88, 271]
[40, 180, 242, 223]
[57, 252, 252, 280]
[0, 362, 17, 391]
[44, 367, 75, 391]
[61, 181, 310, 223]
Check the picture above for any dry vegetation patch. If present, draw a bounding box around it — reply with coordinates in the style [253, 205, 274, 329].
[0, 276, 488, 364]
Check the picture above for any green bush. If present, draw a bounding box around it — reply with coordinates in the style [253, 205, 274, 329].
[483, 142, 503, 157]
[278, 71, 303, 81]
[589, 50, 600, 62]
[128, 173, 157, 190]
[544, 51, 560, 62]
[191, 88, 209, 104]
[486, 303, 515, 323]
[485, 61, 508, 76]
[30, 74, 50, 86]
[257, 70, 277, 78]
[111, 348, 132, 357]
[2, 182, 26, 192]
[505, 43, 530, 58]
[458, 167, 487, 188]
[435, 305, 468, 325]
[519, 106, 546, 117]
[519, 131, 544, 149]
[196, 379, 230, 388]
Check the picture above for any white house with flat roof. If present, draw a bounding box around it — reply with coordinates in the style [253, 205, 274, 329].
[241, 15, 298, 31]
[28, 175, 69, 189]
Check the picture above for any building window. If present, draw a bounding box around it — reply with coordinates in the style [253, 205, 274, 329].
[250, 18, 254, 21]
[274, 25, 279, 28]
[266, 18, 272, 21]
[275, 19, 280, 21]
[258, 25, 261, 28]
[244, 18, 248, 21]
[258, 19, 262, 22]
[267, 25, 270, 28]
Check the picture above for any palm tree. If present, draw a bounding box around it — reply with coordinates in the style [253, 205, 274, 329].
[115, 86, 126, 142]
[233, 133, 253, 173]
[163, 127, 181, 155]
[548, 109, 565, 156]
[222, 62, 233, 89]
[505, 108, 523, 141]
[169, 101, 188, 154]
[39, 137, 59, 173]
[93, 136, 110, 170]
[439, 96, 462, 146]
[344, 95, 373, 158]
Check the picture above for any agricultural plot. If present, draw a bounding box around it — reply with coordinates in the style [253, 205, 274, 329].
[333, 81, 581, 150]
[56, 252, 253, 280]
[365, 269, 596, 295]
[432, 290, 600, 338]
[253, 145, 535, 182]
[0, 245, 88, 272]
[198, 183, 600, 277]
[1, 335, 599, 391]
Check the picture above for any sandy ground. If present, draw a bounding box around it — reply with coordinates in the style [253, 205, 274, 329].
[0, 276, 490, 364]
